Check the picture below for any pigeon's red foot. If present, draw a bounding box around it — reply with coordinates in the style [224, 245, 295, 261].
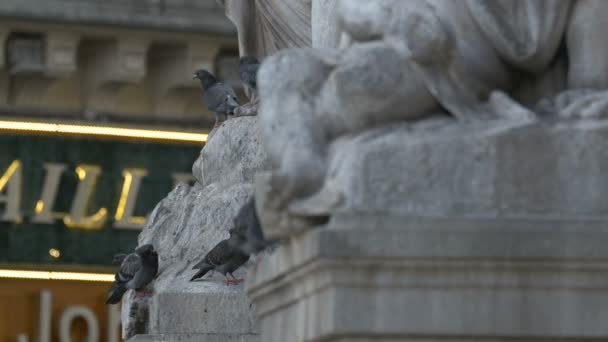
[225, 279, 244, 285]
[133, 288, 154, 298]
[225, 274, 245, 285]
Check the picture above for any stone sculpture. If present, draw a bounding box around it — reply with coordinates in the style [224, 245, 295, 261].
[219, 2, 608, 341]
[234, 0, 608, 236]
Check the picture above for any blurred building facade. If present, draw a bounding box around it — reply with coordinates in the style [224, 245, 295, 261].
[0, 1, 238, 341]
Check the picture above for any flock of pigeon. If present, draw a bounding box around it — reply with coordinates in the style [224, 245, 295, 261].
[106, 57, 270, 305]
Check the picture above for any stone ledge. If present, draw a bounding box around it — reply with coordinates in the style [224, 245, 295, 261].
[247, 217, 608, 341]
[0, 0, 235, 35]
[308, 118, 608, 220]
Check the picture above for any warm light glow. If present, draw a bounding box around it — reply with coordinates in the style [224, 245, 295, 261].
[63, 208, 108, 229]
[75, 166, 87, 181]
[35, 200, 45, 214]
[114, 172, 133, 221]
[128, 216, 146, 225]
[114, 169, 148, 228]
[0, 269, 114, 282]
[48, 248, 61, 258]
[0, 119, 208, 143]
[0, 160, 20, 191]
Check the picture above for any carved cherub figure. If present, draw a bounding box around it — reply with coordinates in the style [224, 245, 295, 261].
[226, 0, 608, 235]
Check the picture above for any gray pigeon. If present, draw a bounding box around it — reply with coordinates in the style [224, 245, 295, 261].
[106, 244, 159, 304]
[193, 69, 239, 128]
[238, 56, 260, 102]
[190, 228, 249, 285]
[230, 197, 275, 255]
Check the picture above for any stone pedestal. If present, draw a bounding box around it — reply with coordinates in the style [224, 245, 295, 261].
[248, 118, 608, 341]
[123, 117, 268, 341]
[248, 215, 608, 341]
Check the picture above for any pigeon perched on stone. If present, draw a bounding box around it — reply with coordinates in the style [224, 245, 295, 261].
[190, 228, 249, 285]
[193, 69, 239, 128]
[239, 56, 260, 102]
[230, 197, 274, 255]
[106, 244, 159, 305]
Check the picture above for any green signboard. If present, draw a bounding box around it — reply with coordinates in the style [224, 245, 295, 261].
[0, 133, 201, 268]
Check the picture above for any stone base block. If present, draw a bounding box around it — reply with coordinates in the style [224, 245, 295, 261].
[312, 118, 608, 220]
[247, 215, 608, 341]
[148, 281, 258, 337]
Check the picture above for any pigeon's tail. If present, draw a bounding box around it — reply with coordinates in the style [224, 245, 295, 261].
[190, 264, 213, 281]
[106, 282, 127, 305]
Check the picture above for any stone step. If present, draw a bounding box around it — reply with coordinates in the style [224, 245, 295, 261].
[148, 281, 258, 336]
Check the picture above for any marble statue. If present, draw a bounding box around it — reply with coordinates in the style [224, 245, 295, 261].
[222, 0, 608, 236]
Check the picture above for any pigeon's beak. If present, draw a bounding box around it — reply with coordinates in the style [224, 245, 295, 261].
[192, 74, 199, 80]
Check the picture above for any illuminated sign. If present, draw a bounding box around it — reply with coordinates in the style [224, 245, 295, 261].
[0, 160, 188, 230]
[0, 132, 201, 266]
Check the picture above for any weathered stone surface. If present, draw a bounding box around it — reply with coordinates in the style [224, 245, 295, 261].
[125, 117, 268, 341]
[298, 117, 608, 220]
[193, 116, 269, 187]
[122, 292, 152, 339]
[311, 0, 340, 48]
[248, 215, 608, 341]
[149, 282, 257, 335]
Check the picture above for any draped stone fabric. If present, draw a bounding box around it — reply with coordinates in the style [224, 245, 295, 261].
[222, 0, 311, 59]
[467, 0, 574, 74]
[255, 0, 312, 56]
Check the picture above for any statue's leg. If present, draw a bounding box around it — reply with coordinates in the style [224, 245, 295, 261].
[318, 41, 438, 137]
[257, 48, 338, 209]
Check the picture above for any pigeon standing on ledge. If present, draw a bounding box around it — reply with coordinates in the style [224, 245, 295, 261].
[239, 56, 260, 103]
[230, 197, 275, 255]
[190, 227, 249, 285]
[193, 69, 239, 128]
[106, 244, 159, 305]
[234, 57, 261, 117]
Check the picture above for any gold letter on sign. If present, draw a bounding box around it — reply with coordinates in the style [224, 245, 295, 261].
[63, 165, 107, 229]
[113, 168, 148, 229]
[0, 160, 22, 222]
[32, 163, 67, 224]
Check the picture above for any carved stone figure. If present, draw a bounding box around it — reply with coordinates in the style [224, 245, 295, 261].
[227, 0, 608, 236]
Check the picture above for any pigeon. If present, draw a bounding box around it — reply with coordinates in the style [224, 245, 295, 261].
[238, 56, 260, 102]
[190, 228, 250, 285]
[193, 69, 240, 128]
[229, 197, 275, 255]
[106, 244, 159, 305]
